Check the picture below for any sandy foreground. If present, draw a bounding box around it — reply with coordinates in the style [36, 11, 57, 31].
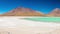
[0, 16, 60, 34]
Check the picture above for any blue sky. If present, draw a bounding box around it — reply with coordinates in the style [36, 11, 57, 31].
[0, 0, 60, 14]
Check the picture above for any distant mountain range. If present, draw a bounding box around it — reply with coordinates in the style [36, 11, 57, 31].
[1, 7, 44, 16]
[0, 7, 60, 17]
[46, 8, 60, 17]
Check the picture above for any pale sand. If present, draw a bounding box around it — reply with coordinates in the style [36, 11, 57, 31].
[0, 16, 60, 34]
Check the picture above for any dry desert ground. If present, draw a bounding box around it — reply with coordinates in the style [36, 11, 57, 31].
[0, 16, 60, 34]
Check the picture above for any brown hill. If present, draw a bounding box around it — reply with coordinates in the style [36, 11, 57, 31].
[46, 8, 60, 17]
[2, 7, 44, 16]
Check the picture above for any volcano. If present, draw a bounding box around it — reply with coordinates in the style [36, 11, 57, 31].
[2, 7, 44, 16]
[47, 8, 60, 17]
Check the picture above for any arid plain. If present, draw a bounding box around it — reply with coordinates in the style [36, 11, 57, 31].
[0, 16, 60, 34]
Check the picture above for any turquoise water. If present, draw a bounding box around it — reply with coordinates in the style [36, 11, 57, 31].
[24, 17, 60, 22]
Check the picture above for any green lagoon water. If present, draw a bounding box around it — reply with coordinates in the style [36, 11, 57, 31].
[24, 17, 60, 22]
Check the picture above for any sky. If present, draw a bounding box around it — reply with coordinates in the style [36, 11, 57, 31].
[0, 0, 60, 14]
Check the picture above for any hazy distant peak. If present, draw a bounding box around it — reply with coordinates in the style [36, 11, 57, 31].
[55, 8, 60, 9]
[47, 8, 60, 17]
[14, 7, 32, 11]
[1, 7, 44, 16]
[53, 8, 60, 11]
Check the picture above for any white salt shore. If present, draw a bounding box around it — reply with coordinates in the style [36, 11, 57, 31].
[0, 16, 60, 34]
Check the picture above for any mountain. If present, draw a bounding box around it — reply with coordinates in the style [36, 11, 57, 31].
[46, 8, 60, 17]
[1, 7, 44, 16]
